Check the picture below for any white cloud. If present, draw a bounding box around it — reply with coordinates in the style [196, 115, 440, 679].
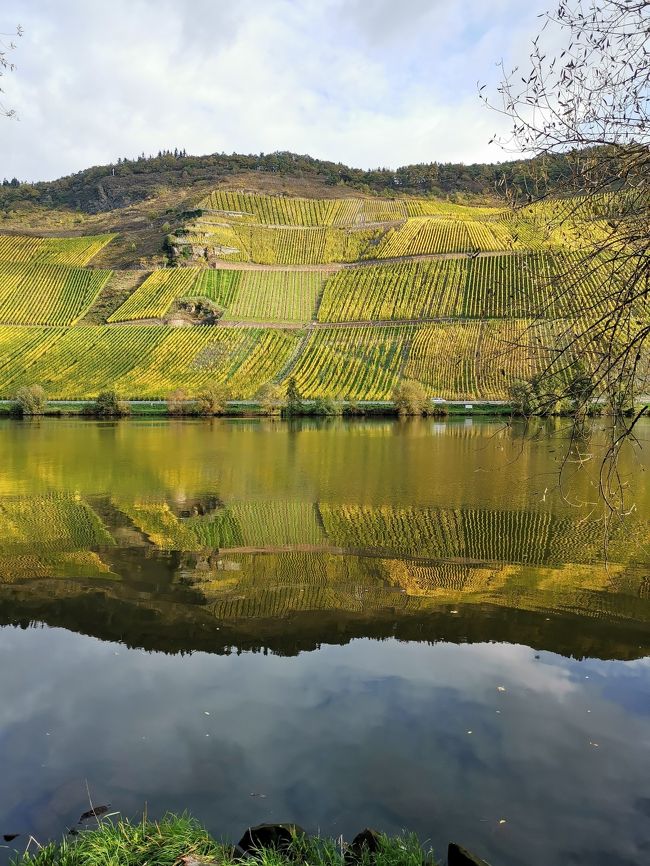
[1, 0, 550, 182]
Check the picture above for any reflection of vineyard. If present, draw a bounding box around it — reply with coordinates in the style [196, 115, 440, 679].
[189, 552, 648, 627]
[0, 494, 113, 555]
[97, 495, 650, 629]
[0, 494, 647, 632]
[115, 498, 647, 567]
[0, 494, 115, 581]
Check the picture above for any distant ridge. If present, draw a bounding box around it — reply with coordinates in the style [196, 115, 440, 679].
[0, 149, 577, 214]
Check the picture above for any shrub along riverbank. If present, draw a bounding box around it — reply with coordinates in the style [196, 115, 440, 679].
[6, 814, 492, 866]
[0, 398, 513, 419]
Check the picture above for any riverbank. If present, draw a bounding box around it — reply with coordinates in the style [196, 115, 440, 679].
[0, 399, 515, 419]
[5, 814, 489, 866]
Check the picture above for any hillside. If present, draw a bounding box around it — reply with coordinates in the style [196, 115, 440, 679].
[1, 149, 577, 214]
[0, 184, 643, 403]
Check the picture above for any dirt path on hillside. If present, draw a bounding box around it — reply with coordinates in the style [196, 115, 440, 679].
[105, 314, 481, 330]
[210, 260, 342, 272]
[209, 248, 519, 273]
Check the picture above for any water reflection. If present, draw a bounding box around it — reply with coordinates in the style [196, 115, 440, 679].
[0, 418, 649, 866]
[0, 630, 648, 866]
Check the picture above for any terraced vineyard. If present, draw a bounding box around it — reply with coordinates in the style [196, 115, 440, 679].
[224, 270, 324, 321]
[223, 224, 382, 265]
[108, 269, 199, 321]
[287, 325, 413, 400]
[0, 188, 633, 403]
[373, 217, 547, 258]
[0, 325, 301, 399]
[403, 319, 543, 399]
[0, 317, 587, 402]
[405, 200, 505, 219]
[199, 190, 409, 226]
[109, 266, 325, 323]
[201, 190, 355, 226]
[0, 233, 115, 266]
[187, 190, 530, 263]
[318, 253, 577, 322]
[0, 262, 112, 325]
[317, 259, 465, 322]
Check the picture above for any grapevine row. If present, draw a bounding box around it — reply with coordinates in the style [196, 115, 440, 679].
[0, 262, 112, 325]
[0, 233, 115, 266]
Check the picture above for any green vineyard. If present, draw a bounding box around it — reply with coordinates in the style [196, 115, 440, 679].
[0, 262, 112, 325]
[0, 325, 302, 399]
[0, 233, 115, 266]
[0, 187, 637, 403]
[109, 267, 325, 323]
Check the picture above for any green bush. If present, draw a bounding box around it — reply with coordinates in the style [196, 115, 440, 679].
[257, 383, 286, 415]
[86, 391, 130, 416]
[507, 379, 537, 416]
[284, 377, 304, 416]
[195, 384, 231, 416]
[311, 397, 342, 416]
[14, 385, 47, 416]
[392, 381, 429, 416]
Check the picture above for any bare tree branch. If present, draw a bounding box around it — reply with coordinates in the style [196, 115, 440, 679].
[481, 0, 649, 516]
[0, 24, 22, 118]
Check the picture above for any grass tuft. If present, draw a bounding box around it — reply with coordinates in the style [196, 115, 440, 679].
[10, 816, 436, 866]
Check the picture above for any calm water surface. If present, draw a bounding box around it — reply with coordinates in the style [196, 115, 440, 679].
[0, 417, 648, 866]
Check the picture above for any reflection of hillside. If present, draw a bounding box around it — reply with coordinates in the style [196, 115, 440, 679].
[184, 551, 649, 627]
[0, 494, 113, 554]
[0, 550, 113, 581]
[0, 493, 648, 660]
[0, 559, 648, 661]
[113, 498, 648, 567]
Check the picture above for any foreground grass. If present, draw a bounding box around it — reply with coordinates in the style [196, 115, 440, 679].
[12, 814, 436, 866]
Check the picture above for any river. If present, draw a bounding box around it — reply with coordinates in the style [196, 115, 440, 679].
[0, 417, 648, 866]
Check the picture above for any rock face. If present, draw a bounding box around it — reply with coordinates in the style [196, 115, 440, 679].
[237, 823, 307, 855]
[447, 842, 491, 866]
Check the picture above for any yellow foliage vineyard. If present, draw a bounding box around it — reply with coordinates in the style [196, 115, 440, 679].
[0, 262, 112, 325]
[199, 190, 410, 226]
[0, 325, 301, 399]
[186, 190, 557, 263]
[109, 267, 326, 322]
[403, 319, 558, 400]
[0, 233, 115, 266]
[0, 189, 638, 403]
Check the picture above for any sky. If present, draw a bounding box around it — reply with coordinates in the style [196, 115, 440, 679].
[1, 0, 550, 183]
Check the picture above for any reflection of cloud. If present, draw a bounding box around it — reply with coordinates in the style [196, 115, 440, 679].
[1, 627, 649, 866]
[3, 0, 551, 180]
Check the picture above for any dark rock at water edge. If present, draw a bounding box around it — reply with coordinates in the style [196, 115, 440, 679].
[344, 828, 382, 864]
[238, 823, 307, 856]
[447, 842, 491, 866]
